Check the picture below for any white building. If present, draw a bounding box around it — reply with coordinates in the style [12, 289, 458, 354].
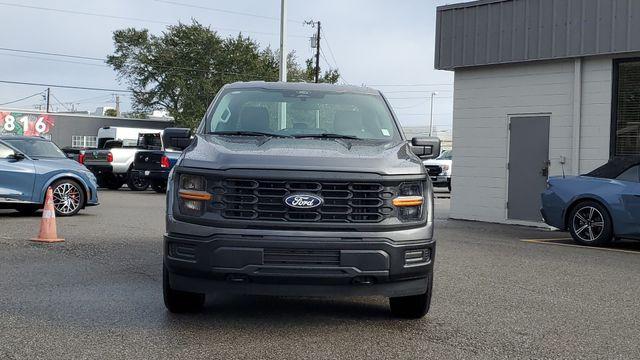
[436, 0, 640, 225]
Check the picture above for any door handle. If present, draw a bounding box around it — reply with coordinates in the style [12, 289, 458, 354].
[540, 160, 551, 177]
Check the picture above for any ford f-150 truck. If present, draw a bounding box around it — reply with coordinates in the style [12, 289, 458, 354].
[163, 82, 440, 318]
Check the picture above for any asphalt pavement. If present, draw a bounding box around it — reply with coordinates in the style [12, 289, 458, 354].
[1, 189, 639, 359]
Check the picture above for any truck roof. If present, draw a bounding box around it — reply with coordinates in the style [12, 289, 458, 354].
[224, 81, 382, 96]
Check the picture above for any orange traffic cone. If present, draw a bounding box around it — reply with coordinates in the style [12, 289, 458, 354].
[31, 187, 64, 243]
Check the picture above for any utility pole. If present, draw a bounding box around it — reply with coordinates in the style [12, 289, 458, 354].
[278, 0, 287, 82]
[115, 94, 121, 117]
[428, 91, 438, 136]
[314, 21, 321, 83]
[305, 20, 322, 83]
[45, 88, 50, 113]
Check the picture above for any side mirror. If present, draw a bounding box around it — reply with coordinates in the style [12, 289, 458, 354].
[8, 152, 26, 161]
[162, 128, 192, 151]
[410, 137, 441, 160]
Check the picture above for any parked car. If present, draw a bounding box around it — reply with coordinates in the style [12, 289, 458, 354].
[0, 136, 99, 216]
[130, 130, 186, 193]
[162, 82, 441, 318]
[541, 157, 640, 246]
[423, 150, 452, 191]
[84, 127, 164, 191]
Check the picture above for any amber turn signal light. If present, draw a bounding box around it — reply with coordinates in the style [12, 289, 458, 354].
[392, 196, 424, 207]
[178, 190, 212, 201]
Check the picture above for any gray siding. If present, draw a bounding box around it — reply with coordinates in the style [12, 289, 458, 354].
[436, 0, 640, 70]
[449, 57, 611, 223]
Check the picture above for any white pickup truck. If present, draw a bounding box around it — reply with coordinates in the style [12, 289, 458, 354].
[83, 127, 164, 191]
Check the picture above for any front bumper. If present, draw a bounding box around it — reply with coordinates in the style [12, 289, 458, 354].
[165, 226, 434, 298]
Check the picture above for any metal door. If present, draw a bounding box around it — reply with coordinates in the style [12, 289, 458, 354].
[507, 116, 550, 221]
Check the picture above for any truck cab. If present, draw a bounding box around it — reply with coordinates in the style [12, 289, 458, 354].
[162, 82, 440, 318]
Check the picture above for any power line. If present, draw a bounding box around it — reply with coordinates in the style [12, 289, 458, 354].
[0, 2, 307, 38]
[0, 47, 276, 78]
[153, 0, 305, 23]
[50, 92, 72, 112]
[0, 91, 45, 106]
[0, 80, 132, 93]
[0, 53, 109, 68]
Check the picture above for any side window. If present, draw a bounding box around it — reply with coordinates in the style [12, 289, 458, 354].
[617, 165, 640, 183]
[0, 143, 14, 158]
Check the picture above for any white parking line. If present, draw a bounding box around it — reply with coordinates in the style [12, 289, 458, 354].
[521, 238, 640, 255]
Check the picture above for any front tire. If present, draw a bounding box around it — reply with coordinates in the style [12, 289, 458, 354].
[568, 201, 613, 246]
[389, 273, 432, 319]
[51, 179, 85, 217]
[127, 172, 149, 191]
[163, 266, 205, 313]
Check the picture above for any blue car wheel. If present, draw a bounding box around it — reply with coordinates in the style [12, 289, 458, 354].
[51, 179, 85, 217]
[568, 201, 613, 246]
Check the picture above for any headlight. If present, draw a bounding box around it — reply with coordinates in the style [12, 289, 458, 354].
[440, 164, 450, 172]
[393, 182, 424, 221]
[178, 174, 210, 216]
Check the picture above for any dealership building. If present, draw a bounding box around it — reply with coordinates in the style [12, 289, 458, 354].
[436, 0, 640, 224]
[0, 109, 173, 149]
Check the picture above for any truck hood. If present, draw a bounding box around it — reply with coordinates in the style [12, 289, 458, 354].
[180, 134, 425, 176]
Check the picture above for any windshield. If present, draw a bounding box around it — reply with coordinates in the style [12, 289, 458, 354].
[4, 138, 66, 159]
[437, 150, 452, 160]
[204, 88, 401, 141]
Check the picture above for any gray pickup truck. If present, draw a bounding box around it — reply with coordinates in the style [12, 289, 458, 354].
[162, 82, 440, 318]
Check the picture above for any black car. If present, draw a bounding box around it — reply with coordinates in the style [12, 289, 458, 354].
[162, 82, 440, 318]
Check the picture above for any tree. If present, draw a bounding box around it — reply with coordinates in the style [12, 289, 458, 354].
[104, 109, 118, 117]
[107, 21, 340, 129]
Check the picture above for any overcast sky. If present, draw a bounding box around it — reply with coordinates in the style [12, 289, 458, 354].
[0, 0, 468, 132]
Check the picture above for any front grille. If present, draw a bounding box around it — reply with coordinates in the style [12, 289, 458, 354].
[263, 248, 340, 266]
[424, 165, 442, 176]
[216, 179, 396, 223]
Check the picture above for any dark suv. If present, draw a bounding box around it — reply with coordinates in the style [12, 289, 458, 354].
[163, 82, 440, 318]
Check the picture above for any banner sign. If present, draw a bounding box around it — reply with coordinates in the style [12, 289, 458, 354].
[0, 112, 55, 136]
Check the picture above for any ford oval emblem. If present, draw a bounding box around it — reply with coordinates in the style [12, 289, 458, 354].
[284, 194, 324, 209]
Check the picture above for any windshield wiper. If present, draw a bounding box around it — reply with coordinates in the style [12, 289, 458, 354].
[211, 131, 290, 138]
[292, 133, 361, 140]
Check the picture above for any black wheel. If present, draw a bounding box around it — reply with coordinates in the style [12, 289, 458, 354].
[389, 272, 432, 319]
[568, 201, 613, 246]
[127, 172, 149, 191]
[152, 181, 167, 193]
[447, 179, 451, 192]
[51, 179, 85, 217]
[163, 266, 205, 313]
[15, 205, 40, 216]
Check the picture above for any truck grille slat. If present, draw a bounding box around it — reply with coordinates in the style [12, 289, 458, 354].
[218, 178, 396, 223]
[263, 249, 341, 266]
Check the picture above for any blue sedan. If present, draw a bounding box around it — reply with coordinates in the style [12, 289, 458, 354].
[541, 157, 640, 245]
[0, 136, 99, 216]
